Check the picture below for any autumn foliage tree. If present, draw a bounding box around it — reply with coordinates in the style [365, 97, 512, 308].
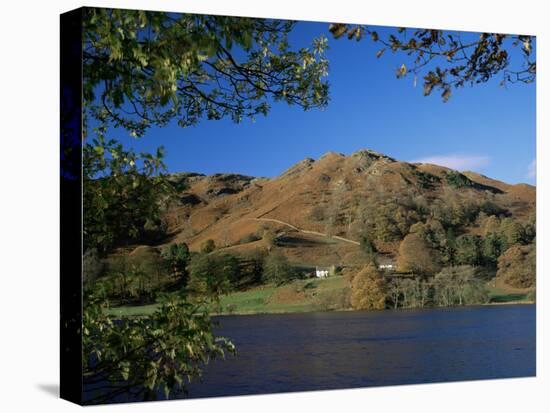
[350, 263, 387, 310]
[499, 217, 525, 248]
[397, 233, 440, 275]
[497, 244, 536, 288]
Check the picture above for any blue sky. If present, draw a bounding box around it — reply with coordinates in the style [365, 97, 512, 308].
[111, 20, 536, 185]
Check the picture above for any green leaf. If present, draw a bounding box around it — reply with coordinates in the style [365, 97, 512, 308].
[119, 361, 130, 381]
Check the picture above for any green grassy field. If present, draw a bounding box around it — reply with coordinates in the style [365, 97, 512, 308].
[219, 276, 349, 314]
[107, 277, 532, 318]
[108, 276, 349, 317]
[487, 285, 530, 303]
[107, 303, 160, 318]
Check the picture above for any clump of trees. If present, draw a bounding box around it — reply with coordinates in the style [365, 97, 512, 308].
[497, 244, 536, 288]
[239, 248, 268, 286]
[413, 170, 441, 190]
[188, 253, 239, 296]
[91, 245, 273, 307]
[358, 195, 421, 242]
[201, 239, 216, 254]
[386, 208, 535, 306]
[394, 203, 534, 269]
[397, 232, 440, 275]
[429, 190, 482, 229]
[348, 180, 535, 308]
[89, 244, 192, 305]
[445, 171, 473, 188]
[359, 234, 377, 259]
[350, 263, 387, 310]
[83, 140, 171, 253]
[93, 251, 164, 305]
[161, 243, 190, 285]
[432, 266, 489, 306]
[387, 278, 431, 309]
[351, 264, 489, 310]
[454, 235, 484, 266]
[262, 252, 296, 285]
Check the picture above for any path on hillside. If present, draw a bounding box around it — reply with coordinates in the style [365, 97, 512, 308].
[249, 217, 360, 246]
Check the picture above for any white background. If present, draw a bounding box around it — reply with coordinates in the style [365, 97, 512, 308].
[0, 0, 547, 411]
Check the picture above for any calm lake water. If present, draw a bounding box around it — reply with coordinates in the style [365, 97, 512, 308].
[183, 304, 535, 399]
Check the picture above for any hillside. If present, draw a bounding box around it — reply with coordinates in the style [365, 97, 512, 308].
[96, 148, 536, 315]
[138, 149, 533, 270]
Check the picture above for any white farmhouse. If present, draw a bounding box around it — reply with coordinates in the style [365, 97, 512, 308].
[315, 267, 330, 278]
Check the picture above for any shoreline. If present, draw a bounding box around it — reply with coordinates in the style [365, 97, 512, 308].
[211, 300, 535, 317]
[107, 275, 534, 318]
[109, 299, 535, 319]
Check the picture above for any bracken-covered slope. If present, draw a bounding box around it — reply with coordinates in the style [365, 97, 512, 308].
[150, 149, 535, 269]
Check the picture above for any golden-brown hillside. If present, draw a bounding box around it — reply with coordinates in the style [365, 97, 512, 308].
[135, 149, 536, 272]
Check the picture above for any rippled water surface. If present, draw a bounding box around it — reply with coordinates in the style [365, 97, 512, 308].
[184, 304, 535, 398]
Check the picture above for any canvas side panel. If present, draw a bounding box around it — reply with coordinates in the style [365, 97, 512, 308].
[60, 7, 83, 405]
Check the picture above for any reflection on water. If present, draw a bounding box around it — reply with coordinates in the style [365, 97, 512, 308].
[183, 304, 535, 399]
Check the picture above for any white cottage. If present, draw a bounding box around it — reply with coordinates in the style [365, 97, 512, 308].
[315, 267, 330, 278]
